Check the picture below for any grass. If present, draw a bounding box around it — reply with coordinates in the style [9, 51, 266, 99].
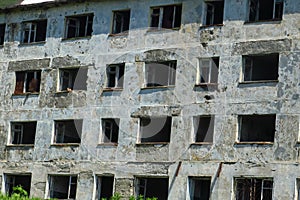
[0, 0, 21, 9]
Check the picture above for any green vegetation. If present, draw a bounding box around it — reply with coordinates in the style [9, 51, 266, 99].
[0, 185, 41, 200]
[0, 0, 20, 9]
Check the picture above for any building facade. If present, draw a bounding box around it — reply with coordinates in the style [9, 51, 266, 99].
[0, 0, 299, 199]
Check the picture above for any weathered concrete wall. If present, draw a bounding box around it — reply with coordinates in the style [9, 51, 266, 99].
[0, 0, 300, 199]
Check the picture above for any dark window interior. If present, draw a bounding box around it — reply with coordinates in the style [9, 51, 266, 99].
[55, 120, 82, 143]
[205, 1, 224, 25]
[107, 64, 125, 88]
[145, 61, 176, 87]
[50, 176, 77, 199]
[194, 116, 214, 143]
[112, 10, 130, 34]
[199, 57, 219, 84]
[97, 176, 114, 200]
[22, 20, 47, 43]
[0, 23, 5, 45]
[249, 0, 283, 22]
[60, 68, 87, 91]
[102, 119, 119, 143]
[66, 14, 93, 38]
[140, 117, 171, 143]
[243, 54, 279, 82]
[239, 115, 276, 142]
[236, 178, 273, 200]
[190, 177, 211, 200]
[137, 178, 168, 200]
[11, 122, 36, 145]
[14, 71, 41, 94]
[6, 175, 31, 196]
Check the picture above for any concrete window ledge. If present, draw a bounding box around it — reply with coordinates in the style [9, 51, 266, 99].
[51, 143, 80, 147]
[97, 143, 118, 147]
[234, 142, 274, 146]
[136, 142, 169, 147]
[6, 144, 34, 148]
[190, 142, 213, 146]
[12, 92, 39, 97]
[19, 41, 46, 46]
[61, 36, 91, 42]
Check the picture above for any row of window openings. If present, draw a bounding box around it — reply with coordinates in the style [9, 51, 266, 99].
[8, 114, 276, 146]
[3, 175, 279, 200]
[13, 54, 280, 95]
[0, 0, 285, 46]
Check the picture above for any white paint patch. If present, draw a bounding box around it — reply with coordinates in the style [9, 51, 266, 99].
[21, 0, 55, 5]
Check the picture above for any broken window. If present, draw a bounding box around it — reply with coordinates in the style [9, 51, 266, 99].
[193, 116, 214, 143]
[242, 54, 279, 82]
[204, 1, 224, 25]
[150, 5, 182, 29]
[139, 117, 172, 143]
[59, 68, 87, 91]
[21, 20, 47, 44]
[96, 176, 114, 200]
[235, 178, 273, 200]
[49, 175, 77, 199]
[189, 177, 211, 200]
[10, 122, 36, 145]
[136, 177, 168, 200]
[112, 10, 130, 34]
[5, 174, 31, 196]
[54, 120, 82, 144]
[0, 23, 6, 45]
[197, 58, 219, 85]
[106, 64, 125, 88]
[65, 14, 93, 38]
[145, 61, 176, 87]
[101, 119, 119, 143]
[14, 71, 41, 94]
[249, 0, 283, 22]
[239, 115, 276, 143]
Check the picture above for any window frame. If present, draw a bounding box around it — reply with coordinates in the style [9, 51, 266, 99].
[150, 4, 182, 30]
[48, 175, 77, 199]
[14, 70, 41, 95]
[64, 13, 94, 39]
[53, 120, 82, 145]
[192, 115, 215, 144]
[0, 23, 6, 45]
[144, 61, 177, 88]
[4, 174, 32, 196]
[196, 57, 219, 85]
[111, 10, 131, 34]
[248, 0, 284, 22]
[188, 177, 211, 200]
[240, 54, 279, 83]
[9, 121, 37, 145]
[135, 177, 169, 200]
[105, 64, 125, 89]
[95, 175, 115, 200]
[203, 1, 224, 26]
[100, 118, 120, 144]
[21, 19, 47, 44]
[235, 177, 273, 200]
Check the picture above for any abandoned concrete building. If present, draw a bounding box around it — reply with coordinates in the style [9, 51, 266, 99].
[0, 0, 300, 199]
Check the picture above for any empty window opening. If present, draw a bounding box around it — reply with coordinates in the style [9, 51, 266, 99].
[10, 122, 36, 145]
[239, 115, 276, 143]
[14, 71, 41, 94]
[112, 10, 130, 34]
[96, 176, 114, 200]
[242, 54, 279, 82]
[145, 61, 176, 87]
[136, 177, 168, 200]
[21, 20, 47, 44]
[59, 68, 87, 91]
[65, 14, 93, 38]
[204, 1, 224, 25]
[249, 0, 283, 22]
[54, 120, 82, 144]
[0, 23, 6, 45]
[150, 5, 182, 29]
[101, 119, 119, 143]
[106, 64, 125, 88]
[49, 175, 77, 199]
[197, 58, 219, 84]
[5, 174, 31, 196]
[139, 117, 172, 143]
[189, 177, 211, 200]
[193, 116, 214, 143]
[235, 178, 273, 200]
